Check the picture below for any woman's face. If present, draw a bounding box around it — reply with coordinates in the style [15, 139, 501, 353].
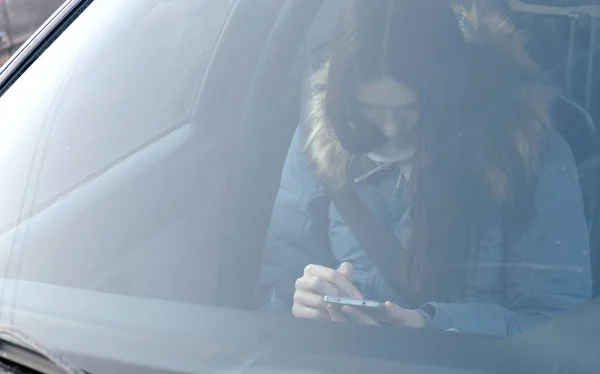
[354, 76, 419, 145]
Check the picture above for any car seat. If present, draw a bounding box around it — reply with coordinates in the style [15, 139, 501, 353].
[552, 97, 600, 296]
[507, 0, 600, 295]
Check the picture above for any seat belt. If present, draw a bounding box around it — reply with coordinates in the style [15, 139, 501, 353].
[322, 180, 418, 306]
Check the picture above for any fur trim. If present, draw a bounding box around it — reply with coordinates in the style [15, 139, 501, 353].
[305, 2, 557, 194]
[306, 60, 355, 186]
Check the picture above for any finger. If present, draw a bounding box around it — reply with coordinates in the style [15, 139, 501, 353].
[292, 304, 330, 320]
[293, 290, 327, 310]
[327, 304, 348, 323]
[341, 306, 379, 325]
[383, 301, 410, 324]
[304, 265, 363, 299]
[383, 302, 427, 327]
[295, 276, 338, 297]
[337, 262, 354, 280]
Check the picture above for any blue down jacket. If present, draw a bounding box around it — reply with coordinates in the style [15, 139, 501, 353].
[255, 6, 592, 337]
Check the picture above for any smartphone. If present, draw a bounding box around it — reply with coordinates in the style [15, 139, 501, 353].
[323, 296, 392, 324]
[323, 296, 382, 309]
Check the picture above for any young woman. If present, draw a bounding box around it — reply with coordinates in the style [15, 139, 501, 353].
[255, 0, 592, 337]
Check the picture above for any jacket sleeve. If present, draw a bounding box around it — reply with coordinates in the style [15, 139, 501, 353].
[255, 126, 336, 314]
[421, 131, 593, 336]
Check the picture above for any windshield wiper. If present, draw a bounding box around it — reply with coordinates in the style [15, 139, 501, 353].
[0, 325, 85, 374]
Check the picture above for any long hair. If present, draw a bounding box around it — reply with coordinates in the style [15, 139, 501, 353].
[323, 0, 546, 302]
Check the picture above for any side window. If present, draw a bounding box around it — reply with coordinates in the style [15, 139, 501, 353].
[0, 3, 10, 65]
[4, 0, 64, 54]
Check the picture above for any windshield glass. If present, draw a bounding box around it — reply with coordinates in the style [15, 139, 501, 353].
[0, 0, 598, 373]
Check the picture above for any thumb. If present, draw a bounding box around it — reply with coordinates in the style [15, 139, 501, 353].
[384, 301, 405, 319]
[384, 302, 428, 328]
[337, 262, 354, 280]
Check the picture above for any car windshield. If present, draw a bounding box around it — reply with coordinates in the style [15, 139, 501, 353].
[0, 0, 599, 373]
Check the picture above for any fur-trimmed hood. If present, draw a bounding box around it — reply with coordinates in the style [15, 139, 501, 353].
[305, 2, 556, 193]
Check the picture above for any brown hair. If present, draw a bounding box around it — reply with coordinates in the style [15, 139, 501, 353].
[322, 0, 547, 302]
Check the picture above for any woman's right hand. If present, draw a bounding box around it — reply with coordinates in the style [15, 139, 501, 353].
[292, 262, 363, 320]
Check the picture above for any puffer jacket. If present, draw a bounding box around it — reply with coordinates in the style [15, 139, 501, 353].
[255, 5, 592, 337]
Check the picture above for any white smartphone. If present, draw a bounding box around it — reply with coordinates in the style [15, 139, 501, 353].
[323, 296, 392, 323]
[323, 296, 382, 309]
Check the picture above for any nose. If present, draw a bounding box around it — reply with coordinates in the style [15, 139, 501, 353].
[379, 110, 400, 139]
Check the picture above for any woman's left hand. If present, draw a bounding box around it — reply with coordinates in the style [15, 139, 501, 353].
[327, 301, 428, 327]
